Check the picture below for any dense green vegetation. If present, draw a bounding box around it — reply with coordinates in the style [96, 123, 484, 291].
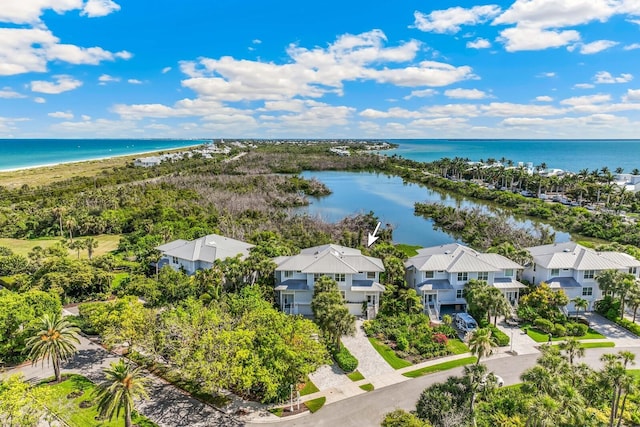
[391, 346, 640, 427]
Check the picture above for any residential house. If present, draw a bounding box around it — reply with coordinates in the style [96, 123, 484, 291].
[523, 242, 640, 311]
[405, 243, 525, 321]
[273, 244, 385, 317]
[156, 234, 254, 275]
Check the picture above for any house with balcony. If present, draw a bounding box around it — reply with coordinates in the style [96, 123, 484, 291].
[156, 234, 254, 275]
[273, 244, 385, 318]
[405, 243, 525, 321]
[523, 242, 640, 312]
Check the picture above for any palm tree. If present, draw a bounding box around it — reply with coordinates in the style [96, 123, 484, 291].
[469, 328, 494, 365]
[559, 337, 584, 367]
[94, 359, 150, 427]
[624, 284, 640, 322]
[26, 312, 80, 383]
[463, 363, 488, 427]
[84, 237, 99, 260]
[572, 297, 589, 315]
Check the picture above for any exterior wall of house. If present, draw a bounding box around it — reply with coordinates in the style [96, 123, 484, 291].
[162, 256, 197, 275]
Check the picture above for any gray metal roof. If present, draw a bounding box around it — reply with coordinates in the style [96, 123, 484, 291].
[274, 279, 309, 291]
[546, 276, 582, 289]
[406, 243, 521, 273]
[418, 279, 453, 291]
[156, 234, 254, 263]
[274, 244, 384, 274]
[493, 277, 527, 289]
[527, 242, 635, 270]
[351, 279, 385, 292]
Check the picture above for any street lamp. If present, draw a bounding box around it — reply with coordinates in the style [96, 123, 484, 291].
[290, 384, 294, 412]
[510, 325, 514, 354]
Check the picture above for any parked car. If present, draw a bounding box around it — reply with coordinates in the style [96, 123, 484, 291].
[454, 313, 478, 333]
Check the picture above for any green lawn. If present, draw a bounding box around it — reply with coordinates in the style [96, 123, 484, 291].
[628, 370, 640, 379]
[359, 383, 374, 392]
[447, 339, 469, 355]
[395, 244, 421, 257]
[299, 379, 319, 396]
[522, 324, 605, 343]
[402, 357, 477, 378]
[368, 337, 412, 369]
[347, 370, 365, 381]
[551, 341, 615, 349]
[39, 374, 157, 427]
[0, 234, 122, 259]
[305, 397, 326, 413]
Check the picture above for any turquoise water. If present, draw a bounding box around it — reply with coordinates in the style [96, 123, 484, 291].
[299, 171, 570, 247]
[0, 139, 209, 171]
[385, 139, 640, 173]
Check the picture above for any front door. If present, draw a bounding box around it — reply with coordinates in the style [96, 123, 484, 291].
[366, 294, 377, 307]
[424, 293, 435, 305]
[283, 293, 294, 314]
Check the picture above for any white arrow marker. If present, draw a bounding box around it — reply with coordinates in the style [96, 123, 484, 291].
[367, 222, 381, 247]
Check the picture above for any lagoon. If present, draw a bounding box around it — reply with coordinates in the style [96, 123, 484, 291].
[299, 170, 571, 247]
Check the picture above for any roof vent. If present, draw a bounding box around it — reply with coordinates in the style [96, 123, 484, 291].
[444, 250, 451, 254]
[563, 248, 571, 252]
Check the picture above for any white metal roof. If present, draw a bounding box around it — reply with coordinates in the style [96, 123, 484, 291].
[274, 244, 384, 274]
[406, 243, 522, 273]
[156, 234, 254, 263]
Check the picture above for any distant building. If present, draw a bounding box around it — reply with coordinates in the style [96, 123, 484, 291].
[615, 173, 640, 193]
[156, 234, 254, 275]
[274, 244, 385, 318]
[523, 242, 640, 311]
[134, 156, 163, 167]
[405, 243, 525, 321]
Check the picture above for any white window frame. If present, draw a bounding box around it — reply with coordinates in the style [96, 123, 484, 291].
[334, 273, 346, 282]
[457, 272, 468, 282]
[477, 271, 489, 281]
[340, 290, 346, 300]
[584, 270, 595, 279]
[284, 270, 294, 279]
[366, 271, 376, 279]
[504, 269, 514, 277]
[456, 289, 464, 299]
[425, 271, 435, 279]
[171, 256, 178, 264]
[582, 287, 593, 296]
[551, 268, 560, 276]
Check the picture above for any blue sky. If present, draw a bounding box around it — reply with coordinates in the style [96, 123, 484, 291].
[1, 0, 640, 139]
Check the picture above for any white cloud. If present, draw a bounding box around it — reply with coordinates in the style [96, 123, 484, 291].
[403, 88, 437, 100]
[252, 39, 262, 44]
[413, 5, 502, 34]
[0, 27, 130, 76]
[162, 66, 172, 74]
[594, 71, 633, 84]
[623, 89, 640, 102]
[127, 79, 143, 84]
[48, 111, 74, 119]
[535, 95, 553, 102]
[494, 0, 619, 29]
[467, 38, 491, 49]
[568, 40, 618, 54]
[560, 93, 612, 106]
[81, 115, 91, 121]
[444, 88, 489, 99]
[30, 75, 83, 94]
[33, 97, 46, 103]
[174, 30, 474, 104]
[497, 27, 580, 52]
[481, 102, 565, 116]
[574, 83, 595, 89]
[0, 87, 26, 99]
[98, 74, 120, 85]
[624, 43, 640, 50]
[0, 0, 83, 24]
[81, 0, 120, 17]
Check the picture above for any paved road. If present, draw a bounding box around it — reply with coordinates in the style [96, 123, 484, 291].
[5, 334, 241, 427]
[247, 347, 640, 427]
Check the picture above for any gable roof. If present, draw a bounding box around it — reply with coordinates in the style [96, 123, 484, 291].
[274, 244, 384, 273]
[406, 243, 522, 273]
[526, 242, 638, 270]
[156, 234, 254, 263]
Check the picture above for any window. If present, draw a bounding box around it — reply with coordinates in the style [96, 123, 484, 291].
[551, 268, 560, 276]
[477, 271, 489, 281]
[171, 256, 178, 264]
[582, 287, 593, 296]
[533, 263, 536, 272]
[340, 291, 346, 300]
[630, 267, 638, 275]
[456, 289, 464, 299]
[504, 269, 514, 277]
[367, 271, 376, 279]
[457, 272, 468, 281]
[584, 270, 595, 279]
[334, 273, 346, 282]
[284, 270, 294, 279]
[425, 271, 434, 279]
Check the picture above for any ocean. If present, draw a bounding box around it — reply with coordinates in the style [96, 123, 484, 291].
[0, 139, 637, 174]
[0, 139, 210, 171]
[385, 139, 640, 173]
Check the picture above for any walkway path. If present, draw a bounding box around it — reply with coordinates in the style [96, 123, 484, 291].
[341, 320, 395, 379]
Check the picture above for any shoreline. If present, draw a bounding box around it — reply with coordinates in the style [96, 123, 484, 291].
[0, 143, 205, 173]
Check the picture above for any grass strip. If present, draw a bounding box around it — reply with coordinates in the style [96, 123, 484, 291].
[299, 379, 319, 396]
[402, 357, 477, 378]
[522, 325, 605, 343]
[359, 383, 374, 392]
[368, 337, 412, 370]
[305, 397, 326, 413]
[347, 370, 365, 381]
[551, 341, 615, 349]
[446, 339, 469, 355]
